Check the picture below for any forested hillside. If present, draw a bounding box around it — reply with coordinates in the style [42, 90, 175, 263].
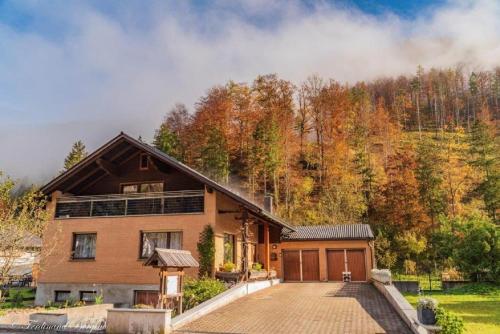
[152, 67, 499, 276]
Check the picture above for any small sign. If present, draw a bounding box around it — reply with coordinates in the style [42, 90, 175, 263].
[166, 275, 179, 295]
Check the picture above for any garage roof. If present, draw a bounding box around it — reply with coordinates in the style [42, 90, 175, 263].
[281, 224, 374, 241]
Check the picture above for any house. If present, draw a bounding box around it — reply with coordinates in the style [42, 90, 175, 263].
[35, 132, 374, 306]
[0, 234, 41, 287]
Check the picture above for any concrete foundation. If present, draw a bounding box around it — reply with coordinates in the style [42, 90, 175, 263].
[107, 308, 171, 334]
[35, 283, 158, 306]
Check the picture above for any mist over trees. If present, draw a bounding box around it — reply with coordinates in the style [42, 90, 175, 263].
[153, 66, 499, 278]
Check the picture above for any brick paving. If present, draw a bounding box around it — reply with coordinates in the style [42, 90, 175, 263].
[176, 282, 412, 334]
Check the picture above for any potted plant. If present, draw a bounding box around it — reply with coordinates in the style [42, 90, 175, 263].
[249, 263, 268, 280]
[417, 297, 438, 325]
[215, 262, 241, 283]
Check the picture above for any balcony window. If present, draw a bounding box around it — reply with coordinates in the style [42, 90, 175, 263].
[55, 190, 204, 218]
[72, 233, 96, 259]
[141, 231, 182, 258]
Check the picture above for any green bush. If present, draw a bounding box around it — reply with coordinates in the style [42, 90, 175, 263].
[446, 282, 499, 296]
[10, 290, 24, 308]
[436, 307, 464, 334]
[197, 225, 215, 277]
[183, 277, 226, 311]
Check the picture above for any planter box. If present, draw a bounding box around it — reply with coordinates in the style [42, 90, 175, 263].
[393, 281, 420, 293]
[249, 270, 267, 280]
[107, 308, 172, 334]
[417, 308, 436, 325]
[29, 312, 68, 326]
[215, 271, 241, 283]
[442, 280, 470, 290]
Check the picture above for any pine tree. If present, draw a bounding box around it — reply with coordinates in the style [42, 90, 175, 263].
[63, 140, 88, 171]
[153, 124, 181, 160]
[468, 118, 499, 221]
[200, 128, 230, 183]
[415, 137, 447, 225]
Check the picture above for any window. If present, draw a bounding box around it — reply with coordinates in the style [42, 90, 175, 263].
[72, 233, 96, 259]
[79, 291, 97, 303]
[140, 182, 163, 193]
[140, 154, 149, 170]
[121, 182, 163, 194]
[223, 233, 235, 264]
[122, 184, 138, 194]
[141, 231, 182, 258]
[55, 291, 71, 303]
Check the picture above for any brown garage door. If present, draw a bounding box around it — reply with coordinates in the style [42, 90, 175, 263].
[134, 290, 159, 306]
[346, 250, 366, 281]
[283, 249, 320, 282]
[283, 250, 301, 281]
[301, 250, 320, 281]
[327, 250, 345, 281]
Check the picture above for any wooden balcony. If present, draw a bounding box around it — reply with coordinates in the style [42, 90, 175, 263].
[54, 190, 204, 219]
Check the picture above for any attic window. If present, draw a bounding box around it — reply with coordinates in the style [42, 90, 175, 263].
[140, 154, 149, 170]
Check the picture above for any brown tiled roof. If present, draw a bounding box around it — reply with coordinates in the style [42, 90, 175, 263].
[281, 224, 374, 241]
[144, 248, 199, 268]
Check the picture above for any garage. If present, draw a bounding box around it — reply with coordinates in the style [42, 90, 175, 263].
[278, 224, 374, 282]
[327, 249, 367, 282]
[282, 249, 320, 281]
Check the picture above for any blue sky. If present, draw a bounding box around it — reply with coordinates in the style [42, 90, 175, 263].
[0, 0, 499, 182]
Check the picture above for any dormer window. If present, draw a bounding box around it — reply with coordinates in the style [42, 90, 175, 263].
[140, 154, 149, 170]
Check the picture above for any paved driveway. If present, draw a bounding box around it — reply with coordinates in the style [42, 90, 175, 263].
[177, 282, 411, 334]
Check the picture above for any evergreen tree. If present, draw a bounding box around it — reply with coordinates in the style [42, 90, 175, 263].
[200, 128, 230, 183]
[468, 119, 499, 221]
[153, 124, 182, 160]
[63, 140, 88, 171]
[416, 137, 447, 224]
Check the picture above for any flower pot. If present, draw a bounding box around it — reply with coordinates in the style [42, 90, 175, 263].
[417, 307, 436, 325]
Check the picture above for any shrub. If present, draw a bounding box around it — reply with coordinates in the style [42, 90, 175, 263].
[446, 282, 500, 296]
[11, 290, 24, 308]
[94, 292, 104, 305]
[183, 277, 226, 311]
[197, 225, 215, 277]
[435, 307, 464, 334]
[252, 262, 263, 271]
[222, 262, 236, 272]
[417, 297, 438, 310]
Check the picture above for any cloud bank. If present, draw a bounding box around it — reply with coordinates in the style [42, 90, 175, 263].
[0, 0, 499, 183]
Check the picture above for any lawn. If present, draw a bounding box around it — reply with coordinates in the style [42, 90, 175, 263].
[404, 283, 500, 334]
[0, 287, 36, 310]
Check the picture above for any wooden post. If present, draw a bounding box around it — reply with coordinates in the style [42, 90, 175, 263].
[179, 269, 184, 314]
[264, 223, 270, 272]
[241, 209, 249, 281]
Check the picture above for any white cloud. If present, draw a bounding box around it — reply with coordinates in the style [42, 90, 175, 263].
[0, 0, 499, 183]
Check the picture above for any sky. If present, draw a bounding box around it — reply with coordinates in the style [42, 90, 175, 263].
[0, 0, 499, 184]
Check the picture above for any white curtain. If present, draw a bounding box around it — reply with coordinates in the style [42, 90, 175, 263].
[74, 234, 96, 258]
[142, 232, 182, 257]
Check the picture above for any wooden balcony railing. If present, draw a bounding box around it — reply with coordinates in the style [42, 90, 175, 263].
[54, 190, 204, 219]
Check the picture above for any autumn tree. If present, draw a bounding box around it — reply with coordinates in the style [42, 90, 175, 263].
[153, 104, 191, 162]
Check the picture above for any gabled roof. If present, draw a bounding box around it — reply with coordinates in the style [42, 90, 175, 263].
[281, 224, 374, 241]
[144, 248, 199, 268]
[41, 132, 295, 230]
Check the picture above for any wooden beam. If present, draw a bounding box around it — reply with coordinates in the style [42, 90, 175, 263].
[96, 158, 119, 176]
[241, 209, 250, 281]
[264, 223, 270, 272]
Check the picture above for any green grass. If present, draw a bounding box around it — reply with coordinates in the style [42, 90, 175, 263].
[393, 273, 442, 291]
[404, 283, 500, 334]
[0, 287, 36, 310]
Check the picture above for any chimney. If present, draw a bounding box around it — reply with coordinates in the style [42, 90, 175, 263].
[263, 195, 273, 213]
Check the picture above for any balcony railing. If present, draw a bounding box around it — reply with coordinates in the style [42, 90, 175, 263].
[54, 190, 204, 219]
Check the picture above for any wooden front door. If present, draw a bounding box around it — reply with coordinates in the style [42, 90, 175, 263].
[301, 250, 320, 281]
[134, 290, 159, 306]
[283, 250, 301, 281]
[327, 250, 345, 281]
[346, 250, 366, 281]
